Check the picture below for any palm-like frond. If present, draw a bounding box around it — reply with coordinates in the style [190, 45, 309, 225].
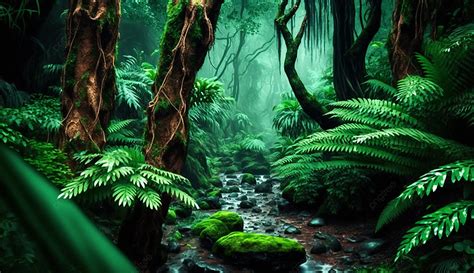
[59, 147, 197, 210]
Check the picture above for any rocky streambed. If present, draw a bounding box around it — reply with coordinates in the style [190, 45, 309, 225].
[160, 173, 393, 273]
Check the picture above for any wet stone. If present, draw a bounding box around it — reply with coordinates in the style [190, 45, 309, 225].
[252, 207, 262, 213]
[268, 207, 279, 216]
[284, 225, 301, 234]
[310, 240, 328, 254]
[346, 236, 365, 243]
[228, 193, 238, 197]
[308, 217, 326, 227]
[167, 240, 181, 253]
[239, 200, 255, 209]
[226, 179, 240, 186]
[255, 181, 273, 193]
[340, 256, 356, 266]
[359, 239, 385, 255]
[314, 231, 342, 252]
[238, 195, 248, 201]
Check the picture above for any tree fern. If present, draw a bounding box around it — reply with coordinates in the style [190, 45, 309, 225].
[59, 147, 197, 210]
[116, 55, 153, 111]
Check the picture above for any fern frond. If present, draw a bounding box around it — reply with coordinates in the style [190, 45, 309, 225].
[395, 201, 474, 261]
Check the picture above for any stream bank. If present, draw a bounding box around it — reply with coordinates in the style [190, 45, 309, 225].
[161, 173, 394, 273]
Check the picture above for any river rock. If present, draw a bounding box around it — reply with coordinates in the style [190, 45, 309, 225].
[226, 179, 240, 186]
[252, 207, 262, 213]
[308, 217, 326, 227]
[228, 192, 238, 197]
[314, 231, 342, 252]
[284, 225, 301, 234]
[239, 200, 255, 209]
[255, 181, 272, 193]
[359, 239, 385, 255]
[222, 186, 239, 193]
[277, 199, 292, 211]
[241, 173, 257, 185]
[268, 207, 279, 216]
[310, 240, 328, 254]
[212, 232, 306, 272]
[238, 195, 248, 201]
[167, 240, 181, 253]
[180, 258, 224, 273]
[346, 236, 365, 243]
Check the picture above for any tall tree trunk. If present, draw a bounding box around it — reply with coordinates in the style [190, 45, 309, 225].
[117, 1, 223, 272]
[60, 0, 120, 153]
[388, 0, 425, 82]
[332, 0, 382, 100]
[389, 0, 473, 82]
[276, 0, 337, 130]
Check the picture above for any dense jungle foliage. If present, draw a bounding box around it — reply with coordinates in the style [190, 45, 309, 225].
[0, 0, 473, 272]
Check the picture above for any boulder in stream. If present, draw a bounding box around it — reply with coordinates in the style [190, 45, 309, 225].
[209, 211, 244, 231]
[255, 181, 272, 193]
[212, 232, 306, 272]
[239, 200, 255, 209]
[222, 186, 240, 193]
[241, 173, 256, 185]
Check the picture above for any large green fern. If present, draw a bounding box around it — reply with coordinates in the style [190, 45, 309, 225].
[59, 147, 197, 210]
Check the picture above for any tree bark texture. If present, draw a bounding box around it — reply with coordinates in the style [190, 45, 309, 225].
[118, 1, 223, 272]
[60, 0, 120, 153]
[332, 0, 382, 100]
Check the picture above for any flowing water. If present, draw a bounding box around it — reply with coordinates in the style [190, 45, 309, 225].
[162, 173, 392, 273]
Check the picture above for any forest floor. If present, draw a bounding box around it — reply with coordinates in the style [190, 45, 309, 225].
[161, 174, 397, 273]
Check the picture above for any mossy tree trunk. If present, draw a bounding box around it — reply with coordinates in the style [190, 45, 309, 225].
[275, 0, 337, 130]
[331, 0, 382, 100]
[60, 0, 120, 153]
[117, 0, 223, 271]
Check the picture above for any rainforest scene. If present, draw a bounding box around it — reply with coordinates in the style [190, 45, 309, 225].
[1, 0, 473, 272]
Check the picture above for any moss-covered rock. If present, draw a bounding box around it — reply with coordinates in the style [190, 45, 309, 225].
[209, 211, 244, 231]
[191, 218, 230, 248]
[241, 173, 256, 185]
[208, 188, 222, 198]
[199, 221, 230, 248]
[212, 232, 306, 272]
[191, 218, 224, 235]
[165, 209, 177, 224]
[173, 203, 193, 218]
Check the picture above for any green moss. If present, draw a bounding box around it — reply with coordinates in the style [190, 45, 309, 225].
[191, 218, 223, 235]
[209, 211, 244, 231]
[208, 189, 221, 198]
[199, 220, 230, 245]
[156, 0, 188, 86]
[213, 232, 305, 256]
[197, 200, 210, 210]
[241, 173, 256, 185]
[165, 209, 177, 224]
[169, 230, 183, 241]
[154, 99, 171, 113]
